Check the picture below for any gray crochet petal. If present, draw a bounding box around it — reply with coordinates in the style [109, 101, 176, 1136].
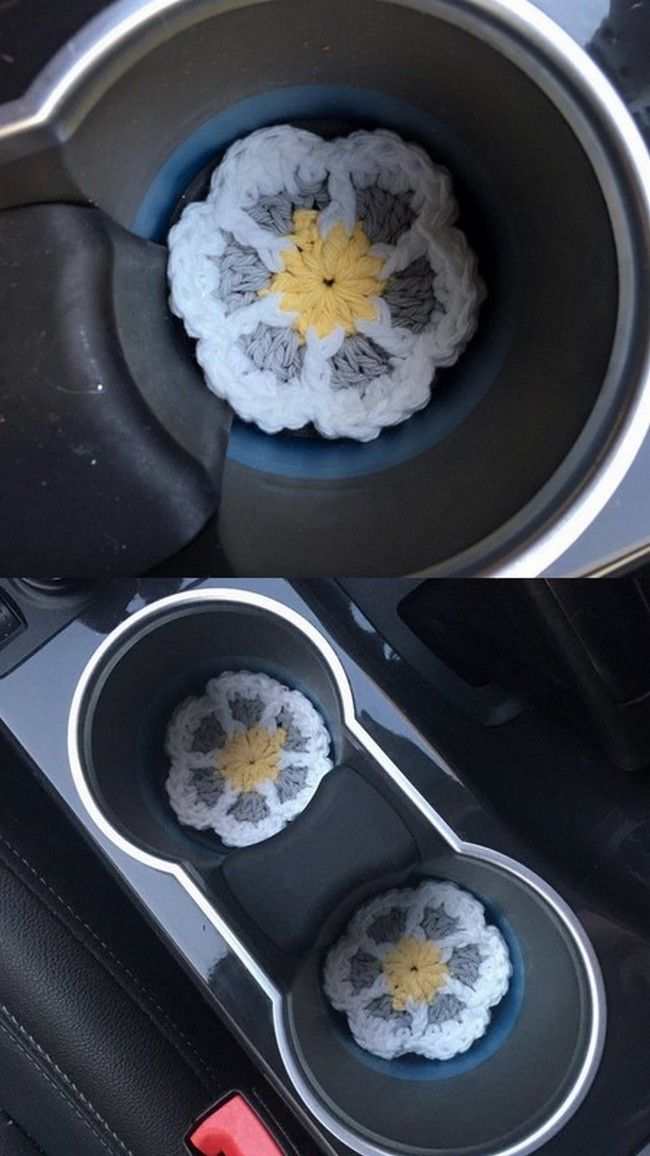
[191, 764, 227, 808]
[366, 995, 413, 1029]
[275, 763, 308, 804]
[349, 949, 382, 993]
[384, 255, 440, 333]
[367, 907, 408, 946]
[190, 713, 226, 754]
[247, 196, 295, 236]
[246, 175, 329, 236]
[355, 186, 415, 245]
[330, 335, 392, 391]
[227, 791, 270, 825]
[213, 233, 270, 312]
[228, 694, 265, 727]
[427, 992, 465, 1026]
[448, 944, 483, 989]
[238, 324, 305, 384]
[275, 706, 310, 752]
[420, 904, 460, 941]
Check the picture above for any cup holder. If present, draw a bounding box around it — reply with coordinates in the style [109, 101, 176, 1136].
[74, 593, 346, 864]
[2, 0, 649, 574]
[320, 880, 526, 1086]
[69, 589, 605, 1156]
[285, 857, 587, 1155]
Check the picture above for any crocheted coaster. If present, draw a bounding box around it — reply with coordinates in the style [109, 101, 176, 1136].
[168, 126, 484, 441]
[165, 671, 332, 847]
[323, 880, 511, 1061]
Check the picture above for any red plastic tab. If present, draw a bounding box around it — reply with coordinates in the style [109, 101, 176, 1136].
[188, 1094, 284, 1156]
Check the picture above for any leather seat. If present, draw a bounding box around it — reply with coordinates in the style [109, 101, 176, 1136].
[0, 732, 316, 1156]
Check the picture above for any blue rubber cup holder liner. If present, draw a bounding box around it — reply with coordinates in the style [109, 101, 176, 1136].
[69, 590, 606, 1156]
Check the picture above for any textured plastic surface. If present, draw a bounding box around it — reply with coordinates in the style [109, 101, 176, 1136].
[223, 766, 417, 953]
[0, 595, 23, 647]
[399, 578, 650, 772]
[0, 205, 230, 573]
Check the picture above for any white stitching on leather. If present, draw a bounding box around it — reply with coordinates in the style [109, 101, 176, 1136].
[0, 1018, 123, 1156]
[0, 1007, 135, 1156]
[0, 832, 219, 1085]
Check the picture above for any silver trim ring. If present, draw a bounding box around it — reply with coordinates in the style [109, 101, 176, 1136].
[68, 589, 607, 1156]
[0, 0, 649, 575]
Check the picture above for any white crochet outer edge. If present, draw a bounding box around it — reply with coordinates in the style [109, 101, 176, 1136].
[165, 670, 333, 847]
[168, 126, 484, 441]
[323, 880, 512, 1061]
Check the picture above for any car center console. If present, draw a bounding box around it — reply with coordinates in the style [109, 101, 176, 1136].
[0, 579, 649, 1155]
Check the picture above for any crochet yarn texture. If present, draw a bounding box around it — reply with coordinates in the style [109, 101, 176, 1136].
[165, 671, 332, 847]
[168, 126, 484, 441]
[323, 880, 511, 1061]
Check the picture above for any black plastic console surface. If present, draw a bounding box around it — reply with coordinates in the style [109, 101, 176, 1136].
[398, 578, 650, 773]
[0, 580, 98, 678]
[0, 596, 23, 648]
[0, 205, 231, 574]
[223, 766, 417, 955]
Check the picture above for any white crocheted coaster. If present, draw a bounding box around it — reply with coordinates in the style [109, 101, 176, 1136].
[165, 671, 332, 847]
[323, 880, 511, 1061]
[168, 126, 484, 441]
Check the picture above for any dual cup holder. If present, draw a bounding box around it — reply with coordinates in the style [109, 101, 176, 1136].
[68, 590, 605, 1156]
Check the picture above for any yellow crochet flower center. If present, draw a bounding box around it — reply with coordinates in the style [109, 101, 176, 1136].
[216, 726, 286, 793]
[261, 209, 386, 339]
[383, 938, 449, 1011]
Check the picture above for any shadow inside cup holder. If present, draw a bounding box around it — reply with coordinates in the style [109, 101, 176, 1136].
[76, 594, 601, 1155]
